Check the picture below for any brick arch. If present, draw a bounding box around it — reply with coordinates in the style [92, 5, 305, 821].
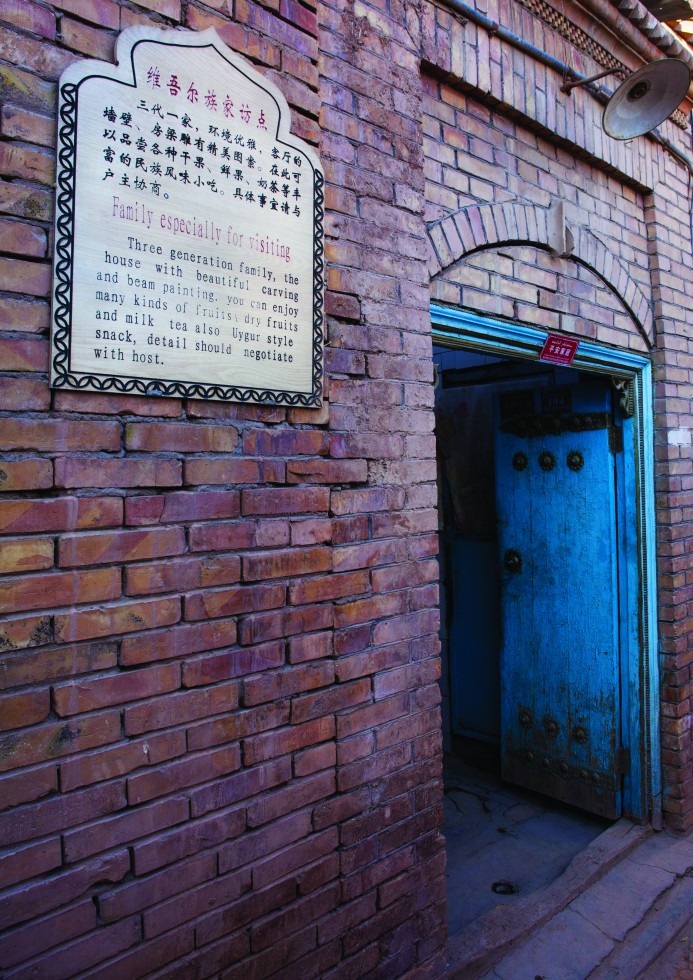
[427, 201, 655, 348]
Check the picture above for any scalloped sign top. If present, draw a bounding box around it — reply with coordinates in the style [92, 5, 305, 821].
[50, 27, 325, 406]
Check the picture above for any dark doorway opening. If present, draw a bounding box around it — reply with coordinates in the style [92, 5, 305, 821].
[434, 343, 624, 935]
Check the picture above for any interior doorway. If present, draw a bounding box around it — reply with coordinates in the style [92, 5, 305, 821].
[431, 304, 660, 829]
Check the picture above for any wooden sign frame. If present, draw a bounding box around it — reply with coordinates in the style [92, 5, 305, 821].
[51, 27, 324, 406]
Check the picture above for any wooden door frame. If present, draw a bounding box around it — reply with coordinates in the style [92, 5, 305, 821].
[431, 303, 660, 825]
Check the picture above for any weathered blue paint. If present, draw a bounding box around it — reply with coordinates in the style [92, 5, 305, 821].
[431, 304, 659, 824]
[495, 383, 621, 818]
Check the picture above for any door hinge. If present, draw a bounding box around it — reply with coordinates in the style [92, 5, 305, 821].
[618, 747, 631, 774]
[608, 426, 623, 455]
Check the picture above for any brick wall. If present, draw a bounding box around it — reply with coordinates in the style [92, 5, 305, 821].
[0, 0, 446, 976]
[423, 0, 693, 829]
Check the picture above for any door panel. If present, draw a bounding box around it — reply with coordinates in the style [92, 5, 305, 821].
[495, 382, 622, 818]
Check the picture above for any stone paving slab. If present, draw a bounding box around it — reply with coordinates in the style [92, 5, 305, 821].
[485, 907, 615, 980]
[590, 874, 693, 979]
[447, 819, 648, 977]
[569, 854, 675, 941]
[628, 831, 693, 875]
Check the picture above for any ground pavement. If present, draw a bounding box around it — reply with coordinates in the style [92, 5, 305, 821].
[446, 820, 693, 978]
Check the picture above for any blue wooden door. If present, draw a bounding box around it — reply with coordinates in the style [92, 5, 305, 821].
[495, 383, 622, 818]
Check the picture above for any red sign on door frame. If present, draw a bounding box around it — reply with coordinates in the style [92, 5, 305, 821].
[539, 334, 579, 366]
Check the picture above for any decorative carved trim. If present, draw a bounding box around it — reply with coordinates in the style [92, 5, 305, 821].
[515, 0, 688, 129]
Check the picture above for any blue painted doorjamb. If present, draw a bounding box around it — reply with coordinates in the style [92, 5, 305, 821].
[431, 303, 660, 825]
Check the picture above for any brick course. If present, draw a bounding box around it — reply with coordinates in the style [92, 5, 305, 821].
[2, 0, 692, 974]
[0, 0, 444, 974]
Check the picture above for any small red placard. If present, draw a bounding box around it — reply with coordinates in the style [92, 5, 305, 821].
[539, 334, 579, 366]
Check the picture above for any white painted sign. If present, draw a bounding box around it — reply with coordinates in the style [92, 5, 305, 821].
[51, 27, 324, 406]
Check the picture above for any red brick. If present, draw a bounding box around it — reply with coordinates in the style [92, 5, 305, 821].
[187, 700, 289, 753]
[243, 716, 335, 767]
[334, 624, 371, 657]
[336, 640, 409, 683]
[295, 741, 337, 776]
[288, 630, 333, 664]
[125, 421, 238, 452]
[0, 900, 97, 970]
[242, 545, 332, 581]
[0, 780, 125, 848]
[291, 518, 332, 545]
[239, 603, 334, 645]
[244, 661, 334, 706]
[0, 640, 116, 689]
[0, 254, 51, 296]
[0, 764, 58, 809]
[20, 916, 141, 977]
[291, 678, 372, 724]
[289, 570, 369, 605]
[0, 144, 54, 185]
[63, 795, 189, 862]
[1, 852, 129, 931]
[58, 526, 186, 567]
[53, 662, 180, 716]
[125, 554, 241, 596]
[184, 457, 286, 485]
[184, 582, 285, 621]
[253, 882, 340, 953]
[331, 487, 405, 515]
[0, 177, 53, 219]
[241, 487, 330, 515]
[98, 852, 216, 923]
[128, 743, 241, 805]
[125, 490, 240, 525]
[120, 617, 236, 665]
[54, 457, 182, 489]
[252, 827, 338, 890]
[0, 376, 50, 413]
[52, 391, 183, 416]
[124, 681, 239, 735]
[143, 866, 251, 938]
[189, 519, 257, 552]
[0, 710, 121, 774]
[0, 419, 120, 452]
[372, 609, 439, 646]
[182, 640, 285, 687]
[337, 693, 410, 740]
[0, 837, 61, 890]
[0, 566, 120, 613]
[0, 688, 49, 731]
[0, 616, 53, 651]
[190, 756, 292, 819]
[243, 428, 330, 455]
[334, 592, 407, 629]
[54, 596, 180, 644]
[285, 458, 367, 484]
[0, 218, 48, 256]
[333, 539, 408, 572]
[49, 0, 119, 28]
[373, 659, 441, 699]
[0, 459, 52, 492]
[131, 805, 245, 875]
[86, 928, 195, 980]
[59, 729, 186, 791]
[215, 812, 309, 882]
[0, 535, 53, 573]
[336, 731, 372, 770]
[0, 497, 119, 534]
[372, 558, 439, 592]
[247, 760, 336, 827]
